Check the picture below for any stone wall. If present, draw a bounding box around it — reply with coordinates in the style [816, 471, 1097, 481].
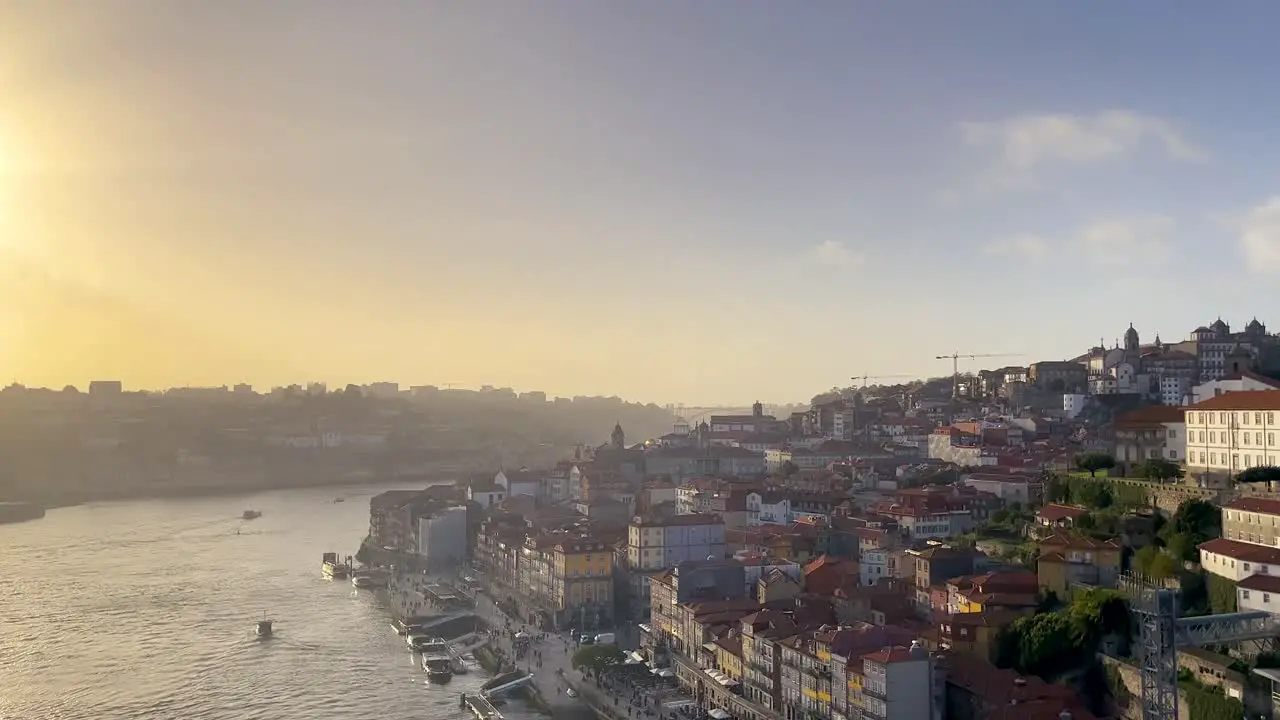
[1101, 655, 1191, 720]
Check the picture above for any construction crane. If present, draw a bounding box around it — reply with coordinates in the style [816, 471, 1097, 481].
[849, 374, 913, 388]
[934, 353, 1022, 398]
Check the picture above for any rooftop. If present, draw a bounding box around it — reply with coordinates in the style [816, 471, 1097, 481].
[1199, 537, 1280, 565]
[1189, 389, 1280, 411]
[1223, 496, 1280, 515]
[1239, 573, 1280, 593]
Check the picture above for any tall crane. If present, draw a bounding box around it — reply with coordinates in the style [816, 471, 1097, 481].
[850, 374, 913, 388]
[934, 353, 1022, 398]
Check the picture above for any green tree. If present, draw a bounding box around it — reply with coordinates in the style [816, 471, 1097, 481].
[779, 460, 800, 477]
[1075, 512, 1097, 531]
[1234, 465, 1280, 484]
[1133, 545, 1176, 579]
[1207, 575, 1237, 614]
[1164, 532, 1198, 564]
[1044, 473, 1070, 504]
[1072, 479, 1114, 510]
[572, 644, 625, 672]
[1137, 458, 1184, 483]
[1169, 499, 1221, 542]
[1075, 452, 1116, 478]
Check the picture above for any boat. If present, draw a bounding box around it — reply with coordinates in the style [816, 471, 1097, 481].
[333, 497, 345, 503]
[242, 510, 262, 520]
[255, 614, 274, 638]
[352, 574, 385, 590]
[321, 552, 351, 580]
[420, 637, 453, 683]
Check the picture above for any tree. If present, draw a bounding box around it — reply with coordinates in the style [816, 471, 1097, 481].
[1072, 479, 1113, 510]
[1164, 532, 1198, 564]
[1043, 472, 1070, 504]
[1137, 458, 1184, 483]
[1075, 513, 1097, 531]
[1235, 466, 1280, 484]
[779, 460, 800, 477]
[1170, 499, 1221, 541]
[1075, 452, 1116, 478]
[1207, 574, 1238, 615]
[572, 644, 625, 672]
[1133, 546, 1177, 579]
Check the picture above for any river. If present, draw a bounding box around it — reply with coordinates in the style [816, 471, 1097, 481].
[0, 484, 541, 720]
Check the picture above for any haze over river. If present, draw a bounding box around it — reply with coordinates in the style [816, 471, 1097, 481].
[1, 484, 537, 720]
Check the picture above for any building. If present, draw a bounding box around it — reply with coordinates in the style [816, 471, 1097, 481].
[945, 570, 1038, 615]
[1192, 369, 1280, 405]
[1237, 573, 1280, 616]
[645, 445, 767, 479]
[522, 531, 614, 628]
[1222, 496, 1280, 545]
[1028, 361, 1088, 393]
[961, 472, 1040, 505]
[857, 643, 933, 720]
[1184, 390, 1280, 484]
[1199, 537, 1280, 582]
[1036, 533, 1122, 595]
[1035, 504, 1089, 529]
[1113, 405, 1186, 466]
[627, 514, 728, 571]
[908, 546, 986, 612]
[415, 505, 468, 572]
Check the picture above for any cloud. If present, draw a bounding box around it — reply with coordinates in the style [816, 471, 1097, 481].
[984, 235, 1049, 263]
[959, 110, 1204, 188]
[1238, 197, 1280, 271]
[1077, 215, 1175, 265]
[810, 240, 863, 268]
[990, 215, 1174, 267]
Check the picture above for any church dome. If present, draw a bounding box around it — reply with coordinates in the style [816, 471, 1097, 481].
[1123, 323, 1139, 350]
[1210, 317, 1230, 334]
[1248, 317, 1265, 333]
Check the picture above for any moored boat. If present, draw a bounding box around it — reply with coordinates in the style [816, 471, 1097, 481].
[321, 552, 351, 579]
[352, 574, 384, 589]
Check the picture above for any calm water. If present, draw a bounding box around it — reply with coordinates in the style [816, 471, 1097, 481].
[0, 484, 537, 720]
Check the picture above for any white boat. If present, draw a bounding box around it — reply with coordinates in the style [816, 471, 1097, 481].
[352, 575, 384, 589]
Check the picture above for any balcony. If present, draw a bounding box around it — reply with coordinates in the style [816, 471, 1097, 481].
[861, 683, 886, 700]
[804, 666, 833, 680]
[748, 661, 773, 675]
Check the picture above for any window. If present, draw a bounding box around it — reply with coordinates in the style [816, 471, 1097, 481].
[1246, 564, 1253, 572]
[1259, 413, 1265, 425]
[1270, 412, 1276, 424]
[1244, 590, 1252, 599]
[1245, 434, 1251, 445]
[1245, 413, 1252, 426]
[1247, 455, 1254, 467]
[1222, 412, 1228, 424]
[1234, 454, 1240, 468]
[1210, 431, 1217, 443]
[1200, 431, 1206, 443]
[1272, 433, 1277, 446]
[1211, 452, 1217, 464]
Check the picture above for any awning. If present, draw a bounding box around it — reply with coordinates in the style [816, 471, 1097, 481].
[709, 709, 731, 719]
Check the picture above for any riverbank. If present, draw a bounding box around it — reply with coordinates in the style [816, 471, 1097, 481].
[5, 471, 461, 510]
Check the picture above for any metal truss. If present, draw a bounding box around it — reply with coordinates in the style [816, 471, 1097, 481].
[1175, 610, 1275, 646]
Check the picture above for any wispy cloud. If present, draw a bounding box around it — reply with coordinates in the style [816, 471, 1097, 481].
[959, 110, 1205, 190]
[1077, 215, 1175, 266]
[983, 235, 1049, 263]
[810, 240, 863, 268]
[1237, 197, 1280, 272]
[990, 215, 1175, 267]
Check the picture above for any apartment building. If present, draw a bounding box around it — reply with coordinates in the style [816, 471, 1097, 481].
[857, 643, 933, 720]
[1222, 496, 1280, 545]
[1036, 533, 1122, 596]
[627, 513, 728, 571]
[1184, 390, 1280, 483]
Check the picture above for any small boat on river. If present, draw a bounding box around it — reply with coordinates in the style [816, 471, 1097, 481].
[255, 614, 274, 638]
[242, 510, 262, 520]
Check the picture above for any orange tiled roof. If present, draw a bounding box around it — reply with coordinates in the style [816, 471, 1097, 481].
[1188, 389, 1280, 411]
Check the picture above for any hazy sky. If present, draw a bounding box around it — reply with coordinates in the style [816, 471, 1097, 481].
[4, 2, 1280, 405]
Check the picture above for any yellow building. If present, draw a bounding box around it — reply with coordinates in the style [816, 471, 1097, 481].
[552, 536, 613, 623]
[713, 634, 743, 680]
[1037, 533, 1123, 597]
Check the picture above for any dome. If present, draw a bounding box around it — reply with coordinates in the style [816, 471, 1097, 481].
[1210, 317, 1230, 334]
[1248, 317, 1265, 333]
[1124, 323, 1139, 350]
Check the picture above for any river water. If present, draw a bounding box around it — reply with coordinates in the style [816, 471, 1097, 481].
[0, 484, 540, 720]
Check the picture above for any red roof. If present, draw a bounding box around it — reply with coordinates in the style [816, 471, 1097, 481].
[1199, 538, 1280, 565]
[1189, 389, 1280, 411]
[1115, 405, 1186, 427]
[1036, 504, 1089, 522]
[1238, 574, 1280, 592]
[861, 646, 918, 664]
[1224, 497, 1280, 515]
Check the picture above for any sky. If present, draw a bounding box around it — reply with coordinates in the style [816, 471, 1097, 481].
[4, 2, 1280, 405]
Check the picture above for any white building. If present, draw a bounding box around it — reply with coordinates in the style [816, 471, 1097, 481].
[858, 643, 933, 720]
[415, 506, 468, 572]
[1200, 538, 1280, 582]
[1237, 574, 1280, 616]
[961, 473, 1038, 505]
[1160, 376, 1192, 406]
[745, 491, 791, 526]
[1192, 370, 1280, 405]
[1063, 393, 1089, 419]
[1184, 390, 1280, 481]
[859, 547, 902, 587]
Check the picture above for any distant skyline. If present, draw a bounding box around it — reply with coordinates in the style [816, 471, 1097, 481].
[5, 3, 1280, 405]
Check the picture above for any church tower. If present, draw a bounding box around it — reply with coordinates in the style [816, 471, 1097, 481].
[611, 422, 625, 450]
[1124, 323, 1140, 352]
